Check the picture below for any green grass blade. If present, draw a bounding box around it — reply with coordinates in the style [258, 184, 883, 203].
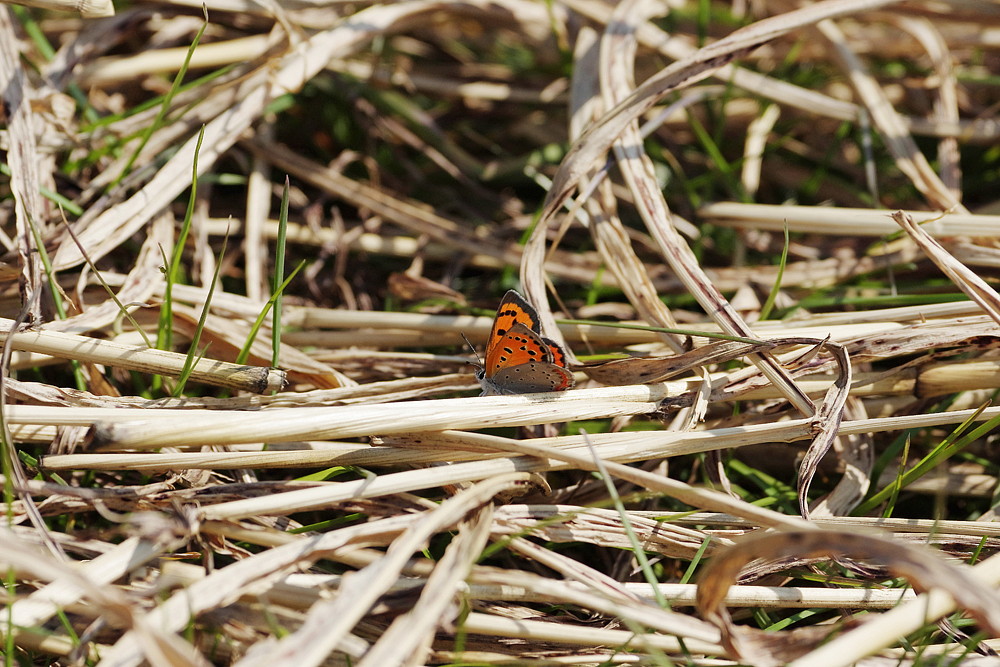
[236, 260, 306, 365]
[26, 214, 87, 390]
[856, 404, 998, 514]
[881, 436, 910, 519]
[758, 221, 789, 321]
[271, 178, 290, 369]
[58, 211, 153, 349]
[158, 124, 206, 353]
[173, 233, 228, 397]
[0, 163, 83, 216]
[109, 10, 209, 190]
[581, 430, 667, 609]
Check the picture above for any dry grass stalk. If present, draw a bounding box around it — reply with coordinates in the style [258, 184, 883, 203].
[0, 0, 112, 17]
[161, 562, 922, 609]
[2, 0, 999, 664]
[0, 318, 285, 392]
[702, 202, 1000, 236]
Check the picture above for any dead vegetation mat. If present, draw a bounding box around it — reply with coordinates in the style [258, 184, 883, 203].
[1, 0, 1000, 665]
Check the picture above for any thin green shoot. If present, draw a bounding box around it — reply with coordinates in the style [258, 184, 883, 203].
[685, 108, 747, 202]
[614, 616, 677, 667]
[70, 66, 235, 176]
[870, 433, 912, 497]
[11, 5, 53, 59]
[696, 0, 710, 46]
[0, 307, 18, 667]
[870, 395, 959, 485]
[26, 214, 87, 391]
[26, 217, 66, 322]
[952, 630, 989, 664]
[10, 5, 98, 124]
[47, 471, 69, 486]
[752, 607, 775, 629]
[651, 509, 703, 523]
[727, 459, 797, 508]
[881, 436, 911, 519]
[272, 178, 291, 369]
[235, 260, 306, 365]
[59, 209, 153, 348]
[0, 164, 83, 216]
[149, 245, 172, 394]
[581, 430, 668, 610]
[296, 466, 353, 482]
[159, 124, 206, 353]
[258, 600, 289, 640]
[173, 233, 228, 397]
[969, 536, 987, 566]
[766, 607, 827, 632]
[54, 607, 81, 648]
[792, 291, 967, 313]
[478, 505, 594, 562]
[541, 0, 571, 60]
[82, 63, 237, 133]
[173, 344, 210, 398]
[678, 535, 712, 585]
[290, 514, 365, 533]
[758, 221, 789, 321]
[857, 404, 999, 514]
[110, 8, 209, 190]
[586, 266, 605, 307]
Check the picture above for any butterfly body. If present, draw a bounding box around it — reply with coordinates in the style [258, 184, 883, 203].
[476, 290, 574, 396]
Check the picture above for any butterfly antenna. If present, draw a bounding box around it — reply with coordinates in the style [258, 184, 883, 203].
[461, 332, 482, 367]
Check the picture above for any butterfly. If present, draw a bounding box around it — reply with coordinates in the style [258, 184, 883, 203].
[475, 290, 575, 396]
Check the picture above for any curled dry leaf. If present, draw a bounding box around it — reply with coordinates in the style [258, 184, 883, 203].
[797, 340, 852, 518]
[387, 272, 467, 305]
[893, 210, 1000, 326]
[696, 528, 1000, 666]
[582, 335, 852, 519]
[581, 338, 777, 386]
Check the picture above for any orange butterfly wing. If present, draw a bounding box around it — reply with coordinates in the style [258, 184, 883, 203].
[542, 337, 569, 369]
[483, 290, 547, 374]
[479, 290, 574, 395]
